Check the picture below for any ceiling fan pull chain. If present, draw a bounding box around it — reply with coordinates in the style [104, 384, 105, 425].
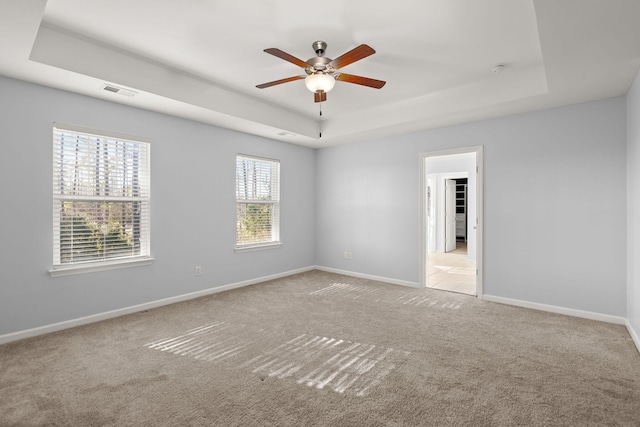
[319, 103, 322, 138]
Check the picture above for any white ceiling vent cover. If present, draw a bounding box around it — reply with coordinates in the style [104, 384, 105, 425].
[101, 84, 137, 97]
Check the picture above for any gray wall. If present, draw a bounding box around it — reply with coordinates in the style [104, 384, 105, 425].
[628, 69, 640, 337]
[316, 97, 627, 316]
[0, 76, 316, 335]
[0, 74, 631, 337]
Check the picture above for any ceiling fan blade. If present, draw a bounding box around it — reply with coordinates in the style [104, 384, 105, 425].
[256, 76, 304, 89]
[329, 44, 376, 69]
[335, 73, 386, 89]
[314, 91, 327, 103]
[263, 48, 309, 69]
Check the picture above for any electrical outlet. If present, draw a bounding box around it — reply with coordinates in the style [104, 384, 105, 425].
[344, 251, 353, 260]
[195, 266, 202, 276]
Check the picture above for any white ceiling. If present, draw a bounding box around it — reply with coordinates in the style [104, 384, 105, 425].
[1, 0, 640, 148]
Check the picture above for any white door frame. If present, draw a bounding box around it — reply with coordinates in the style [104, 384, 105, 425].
[419, 146, 484, 298]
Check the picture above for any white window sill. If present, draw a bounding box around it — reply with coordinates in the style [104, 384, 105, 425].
[234, 242, 282, 253]
[49, 257, 154, 277]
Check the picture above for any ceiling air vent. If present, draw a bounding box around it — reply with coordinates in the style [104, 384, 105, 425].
[101, 84, 137, 97]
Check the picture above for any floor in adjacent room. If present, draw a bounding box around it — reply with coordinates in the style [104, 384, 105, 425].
[426, 241, 476, 295]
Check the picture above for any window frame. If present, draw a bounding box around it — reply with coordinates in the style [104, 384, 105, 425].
[50, 123, 152, 277]
[235, 154, 281, 251]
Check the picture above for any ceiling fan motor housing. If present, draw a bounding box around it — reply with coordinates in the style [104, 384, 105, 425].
[305, 56, 332, 74]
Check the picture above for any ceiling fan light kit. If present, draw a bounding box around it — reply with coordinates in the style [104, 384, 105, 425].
[305, 72, 335, 93]
[256, 41, 386, 103]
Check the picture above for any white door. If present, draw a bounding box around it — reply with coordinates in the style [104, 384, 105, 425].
[445, 179, 456, 252]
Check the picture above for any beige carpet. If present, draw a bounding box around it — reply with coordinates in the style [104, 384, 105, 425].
[1, 270, 639, 426]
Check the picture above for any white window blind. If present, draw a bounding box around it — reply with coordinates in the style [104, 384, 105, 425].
[52, 125, 151, 269]
[236, 155, 280, 248]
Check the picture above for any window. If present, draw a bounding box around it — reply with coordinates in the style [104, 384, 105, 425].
[235, 155, 280, 249]
[51, 124, 151, 275]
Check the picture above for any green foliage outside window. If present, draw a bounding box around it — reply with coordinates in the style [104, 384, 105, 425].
[59, 202, 137, 263]
[236, 203, 273, 244]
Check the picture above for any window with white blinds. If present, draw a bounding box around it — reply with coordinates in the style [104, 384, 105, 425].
[236, 155, 280, 248]
[52, 125, 151, 271]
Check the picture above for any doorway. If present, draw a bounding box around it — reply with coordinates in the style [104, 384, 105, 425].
[420, 147, 483, 297]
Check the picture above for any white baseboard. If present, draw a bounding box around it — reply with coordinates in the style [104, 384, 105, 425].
[626, 320, 640, 354]
[0, 266, 315, 345]
[314, 265, 421, 288]
[482, 294, 627, 325]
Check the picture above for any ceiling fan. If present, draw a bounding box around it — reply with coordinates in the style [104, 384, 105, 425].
[256, 41, 386, 103]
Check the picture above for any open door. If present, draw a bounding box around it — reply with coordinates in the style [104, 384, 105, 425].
[421, 146, 483, 297]
[445, 179, 456, 252]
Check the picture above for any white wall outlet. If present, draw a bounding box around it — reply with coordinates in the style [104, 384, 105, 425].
[195, 266, 202, 276]
[344, 251, 353, 260]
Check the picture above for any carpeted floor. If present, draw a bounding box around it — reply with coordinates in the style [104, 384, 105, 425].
[1, 270, 639, 426]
